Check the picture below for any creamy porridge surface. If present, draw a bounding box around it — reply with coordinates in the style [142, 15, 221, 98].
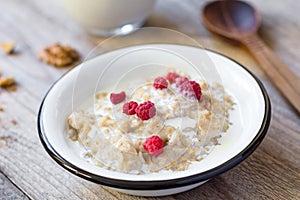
[67, 70, 234, 174]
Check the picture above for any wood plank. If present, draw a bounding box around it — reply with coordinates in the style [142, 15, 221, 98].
[0, 172, 29, 200]
[175, 148, 300, 200]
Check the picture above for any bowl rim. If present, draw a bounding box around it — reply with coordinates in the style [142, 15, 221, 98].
[38, 45, 271, 190]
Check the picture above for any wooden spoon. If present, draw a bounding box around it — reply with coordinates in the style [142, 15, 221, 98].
[202, 0, 300, 114]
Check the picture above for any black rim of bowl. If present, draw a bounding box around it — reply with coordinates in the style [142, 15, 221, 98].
[38, 46, 271, 191]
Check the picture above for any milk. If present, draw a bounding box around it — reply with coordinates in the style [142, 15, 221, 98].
[61, 0, 156, 36]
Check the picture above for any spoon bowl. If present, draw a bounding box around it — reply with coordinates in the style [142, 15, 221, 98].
[202, 0, 261, 39]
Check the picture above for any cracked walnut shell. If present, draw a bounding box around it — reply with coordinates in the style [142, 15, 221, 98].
[38, 43, 80, 67]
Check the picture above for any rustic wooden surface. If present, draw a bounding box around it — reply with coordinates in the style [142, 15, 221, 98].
[0, 0, 299, 199]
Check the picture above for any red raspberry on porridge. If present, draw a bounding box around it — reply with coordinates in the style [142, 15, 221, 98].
[110, 91, 126, 104]
[123, 101, 138, 115]
[143, 135, 164, 156]
[180, 80, 202, 101]
[135, 101, 156, 120]
[166, 72, 180, 84]
[175, 76, 189, 87]
[153, 77, 168, 90]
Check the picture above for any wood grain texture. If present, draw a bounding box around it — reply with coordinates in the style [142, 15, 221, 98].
[0, 0, 299, 199]
[0, 172, 29, 200]
[243, 34, 300, 114]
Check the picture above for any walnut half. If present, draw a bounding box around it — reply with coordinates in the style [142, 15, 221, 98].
[38, 43, 80, 67]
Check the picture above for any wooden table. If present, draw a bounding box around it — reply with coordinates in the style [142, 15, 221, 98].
[0, 0, 299, 199]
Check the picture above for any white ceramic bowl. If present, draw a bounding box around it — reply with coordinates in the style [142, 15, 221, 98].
[38, 44, 271, 196]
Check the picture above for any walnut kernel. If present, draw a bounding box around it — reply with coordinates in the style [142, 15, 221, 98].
[38, 43, 80, 67]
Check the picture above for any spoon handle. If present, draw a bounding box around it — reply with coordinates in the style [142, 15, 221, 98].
[243, 34, 300, 114]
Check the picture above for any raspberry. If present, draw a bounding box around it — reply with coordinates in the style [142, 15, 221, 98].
[180, 81, 202, 101]
[175, 76, 189, 87]
[123, 101, 138, 115]
[166, 72, 180, 84]
[153, 77, 168, 89]
[110, 91, 126, 104]
[135, 101, 156, 120]
[143, 135, 164, 156]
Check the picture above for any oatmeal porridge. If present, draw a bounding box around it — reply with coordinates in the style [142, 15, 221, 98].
[67, 70, 234, 174]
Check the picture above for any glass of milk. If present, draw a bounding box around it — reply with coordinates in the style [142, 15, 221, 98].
[61, 0, 157, 36]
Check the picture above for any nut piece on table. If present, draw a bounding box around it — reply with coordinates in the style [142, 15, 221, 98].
[0, 77, 15, 88]
[0, 71, 16, 91]
[38, 43, 80, 67]
[1, 41, 15, 54]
